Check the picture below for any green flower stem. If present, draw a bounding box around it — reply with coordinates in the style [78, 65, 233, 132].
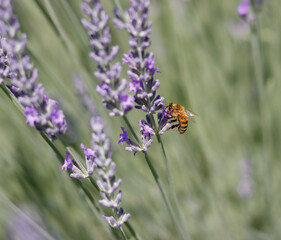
[88, 176, 100, 192]
[250, 3, 274, 234]
[111, 209, 129, 240]
[41, 0, 78, 63]
[149, 113, 189, 237]
[1, 84, 24, 113]
[58, 0, 89, 46]
[155, 133, 189, 234]
[143, 152, 186, 240]
[123, 114, 186, 239]
[119, 227, 128, 240]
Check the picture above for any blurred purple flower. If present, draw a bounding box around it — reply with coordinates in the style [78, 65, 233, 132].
[237, 1, 251, 17]
[237, 158, 255, 199]
[229, 0, 265, 40]
[237, 0, 265, 20]
[81, 0, 134, 117]
[6, 205, 55, 240]
[227, 20, 250, 40]
[0, 0, 67, 140]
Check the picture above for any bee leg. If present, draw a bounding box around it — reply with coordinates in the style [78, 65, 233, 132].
[170, 119, 177, 123]
[169, 124, 179, 130]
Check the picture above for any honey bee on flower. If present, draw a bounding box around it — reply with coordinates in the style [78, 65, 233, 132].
[164, 103, 198, 134]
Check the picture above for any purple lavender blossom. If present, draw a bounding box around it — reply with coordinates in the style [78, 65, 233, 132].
[62, 116, 130, 228]
[0, 0, 67, 140]
[61, 152, 85, 179]
[118, 127, 132, 145]
[237, 1, 251, 17]
[237, 0, 264, 20]
[103, 207, 131, 228]
[157, 111, 171, 135]
[88, 116, 130, 227]
[113, 0, 165, 114]
[118, 126, 142, 155]
[118, 115, 157, 155]
[81, 0, 134, 117]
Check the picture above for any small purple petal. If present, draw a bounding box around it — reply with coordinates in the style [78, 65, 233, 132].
[237, 1, 251, 17]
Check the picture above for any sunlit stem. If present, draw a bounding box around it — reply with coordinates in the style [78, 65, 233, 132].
[119, 227, 128, 240]
[149, 112, 189, 236]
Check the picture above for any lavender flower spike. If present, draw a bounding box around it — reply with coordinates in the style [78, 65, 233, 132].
[0, 0, 67, 140]
[89, 116, 130, 227]
[62, 116, 130, 228]
[81, 0, 134, 117]
[114, 0, 165, 115]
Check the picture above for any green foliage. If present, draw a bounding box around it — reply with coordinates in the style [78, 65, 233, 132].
[1, 0, 280, 239]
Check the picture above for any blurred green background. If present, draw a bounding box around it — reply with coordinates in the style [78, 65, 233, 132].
[0, 0, 280, 239]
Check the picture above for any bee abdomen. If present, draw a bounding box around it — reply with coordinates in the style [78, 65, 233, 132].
[178, 121, 188, 134]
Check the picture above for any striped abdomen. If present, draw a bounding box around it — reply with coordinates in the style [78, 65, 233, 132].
[178, 113, 189, 134]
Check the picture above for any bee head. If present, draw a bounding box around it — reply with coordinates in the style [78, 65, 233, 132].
[167, 103, 173, 111]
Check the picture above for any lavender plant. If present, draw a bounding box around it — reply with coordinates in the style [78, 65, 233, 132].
[1, 0, 280, 238]
[72, 74, 136, 238]
[0, 0, 67, 140]
[114, 1, 191, 236]
[0, 1, 133, 238]
[80, 1, 188, 239]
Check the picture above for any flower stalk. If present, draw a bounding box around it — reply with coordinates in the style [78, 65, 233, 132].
[143, 152, 186, 240]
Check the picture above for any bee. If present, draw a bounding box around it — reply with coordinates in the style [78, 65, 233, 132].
[165, 103, 198, 134]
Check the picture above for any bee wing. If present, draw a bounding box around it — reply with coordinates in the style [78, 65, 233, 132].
[184, 109, 198, 123]
[184, 109, 198, 117]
